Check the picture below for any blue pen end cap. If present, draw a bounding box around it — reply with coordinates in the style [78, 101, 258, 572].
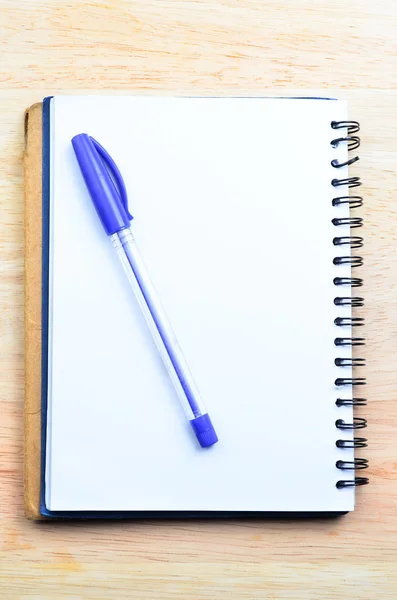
[190, 414, 218, 448]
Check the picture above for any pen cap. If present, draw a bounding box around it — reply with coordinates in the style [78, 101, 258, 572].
[72, 134, 132, 235]
[190, 413, 218, 448]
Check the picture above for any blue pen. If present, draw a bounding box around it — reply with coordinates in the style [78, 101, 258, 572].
[71, 134, 218, 448]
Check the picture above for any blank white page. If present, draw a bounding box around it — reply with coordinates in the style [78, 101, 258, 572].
[46, 96, 355, 512]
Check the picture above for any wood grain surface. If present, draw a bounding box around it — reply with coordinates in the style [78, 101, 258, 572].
[1, 0, 397, 598]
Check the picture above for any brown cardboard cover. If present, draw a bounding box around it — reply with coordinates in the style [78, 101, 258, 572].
[23, 103, 45, 519]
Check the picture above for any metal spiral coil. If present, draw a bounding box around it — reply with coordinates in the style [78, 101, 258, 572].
[336, 477, 369, 488]
[335, 398, 367, 407]
[335, 377, 366, 386]
[335, 337, 365, 346]
[332, 176, 361, 189]
[332, 196, 363, 209]
[332, 137, 360, 151]
[336, 458, 369, 470]
[333, 236, 363, 249]
[333, 256, 363, 267]
[332, 217, 363, 227]
[331, 120, 360, 134]
[336, 437, 367, 448]
[333, 278, 363, 288]
[334, 297, 364, 307]
[335, 358, 366, 367]
[332, 120, 368, 489]
[336, 418, 367, 430]
[334, 317, 365, 326]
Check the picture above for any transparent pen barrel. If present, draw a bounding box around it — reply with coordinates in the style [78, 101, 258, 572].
[110, 228, 207, 421]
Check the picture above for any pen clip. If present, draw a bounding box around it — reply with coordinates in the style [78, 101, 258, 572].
[89, 137, 133, 221]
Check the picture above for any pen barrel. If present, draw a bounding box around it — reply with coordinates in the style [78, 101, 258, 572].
[110, 229, 218, 447]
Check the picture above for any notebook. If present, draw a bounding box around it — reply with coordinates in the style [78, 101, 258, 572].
[24, 96, 368, 518]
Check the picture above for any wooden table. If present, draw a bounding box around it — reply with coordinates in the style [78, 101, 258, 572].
[1, 1, 396, 597]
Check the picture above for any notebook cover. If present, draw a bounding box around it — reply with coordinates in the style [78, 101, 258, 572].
[23, 102, 45, 520]
[23, 98, 347, 520]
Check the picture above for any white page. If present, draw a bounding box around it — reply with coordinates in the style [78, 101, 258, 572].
[46, 96, 355, 512]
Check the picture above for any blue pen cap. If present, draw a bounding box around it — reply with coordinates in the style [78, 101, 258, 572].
[72, 134, 133, 235]
[190, 414, 218, 448]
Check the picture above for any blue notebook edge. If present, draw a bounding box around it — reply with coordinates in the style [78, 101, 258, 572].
[39, 96, 51, 519]
[39, 96, 346, 519]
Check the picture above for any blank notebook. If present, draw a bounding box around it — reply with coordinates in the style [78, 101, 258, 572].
[41, 96, 367, 516]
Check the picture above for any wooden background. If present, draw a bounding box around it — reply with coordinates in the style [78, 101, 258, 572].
[1, 0, 396, 597]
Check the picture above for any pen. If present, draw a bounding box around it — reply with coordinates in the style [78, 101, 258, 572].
[71, 134, 218, 448]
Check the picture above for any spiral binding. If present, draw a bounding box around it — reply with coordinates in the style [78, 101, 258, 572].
[331, 120, 369, 489]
